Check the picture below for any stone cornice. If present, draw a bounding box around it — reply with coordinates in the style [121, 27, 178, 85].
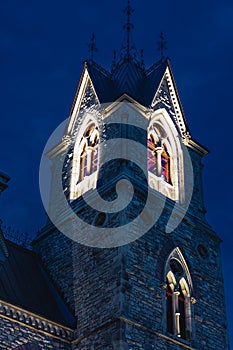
[0, 299, 74, 343]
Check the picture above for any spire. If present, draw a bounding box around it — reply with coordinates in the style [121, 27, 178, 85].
[88, 32, 98, 62]
[158, 32, 167, 60]
[123, 0, 135, 61]
[140, 49, 145, 70]
[111, 0, 145, 72]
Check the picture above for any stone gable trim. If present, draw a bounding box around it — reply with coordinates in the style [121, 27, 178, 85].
[120, 317, 196, 350]
[0, 299, 74, 343]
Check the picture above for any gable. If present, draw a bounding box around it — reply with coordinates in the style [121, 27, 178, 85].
[151, 65, 190, 140]
[66, 65, 100, 135]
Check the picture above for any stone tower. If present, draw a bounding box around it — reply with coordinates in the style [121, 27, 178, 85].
[34, 9, 229, 350]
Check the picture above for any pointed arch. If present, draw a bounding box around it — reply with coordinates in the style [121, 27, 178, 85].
[70, 114, 100, 199]
[164, 247, 193, 341]
[148, 108, 183, 201]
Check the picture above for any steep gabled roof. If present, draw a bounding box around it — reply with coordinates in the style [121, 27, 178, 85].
[85, 59, 167, 106]
[0, 239, 75, 328]
[86, 62, 113, 103]
[65, 57, 208, 156]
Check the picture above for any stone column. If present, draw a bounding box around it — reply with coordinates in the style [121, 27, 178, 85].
[155, 147, 163, 177]
[86, 147, 93, 175]
[173, 291, 181, 337]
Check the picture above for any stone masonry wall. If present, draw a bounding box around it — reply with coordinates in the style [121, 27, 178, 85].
[0, 317, 71, 349]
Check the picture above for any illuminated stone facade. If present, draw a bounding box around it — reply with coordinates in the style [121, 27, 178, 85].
[0, 55, 229, 349]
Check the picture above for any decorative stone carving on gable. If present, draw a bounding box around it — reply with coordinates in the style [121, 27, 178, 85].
[151, 66, 189, 141]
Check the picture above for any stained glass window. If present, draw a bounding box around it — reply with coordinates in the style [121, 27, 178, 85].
[148, 137, 157, 174]
[79, 144, 88, 181]
[92, 146, 98, 173]
[161, 145, 171, 184]
[79, 126, 99, 183]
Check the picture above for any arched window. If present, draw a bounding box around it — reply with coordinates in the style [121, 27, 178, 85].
[78, 125, 99, 184]
[164, 248, 193, 341]
[147, 109, 183, 202]
[148, 137, 171, 184]
[70, 122, 99, 200]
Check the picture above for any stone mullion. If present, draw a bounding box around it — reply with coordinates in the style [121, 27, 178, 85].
[155, 147, 163, 177]
[86, 147, 93, 175]
[185, 296, 192, 340]
[70, 153, 79, 198]
[172, 291, 181, 337]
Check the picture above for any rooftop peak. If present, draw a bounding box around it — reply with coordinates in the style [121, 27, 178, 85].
[158, 32, 167, 60]
[123, 0, 135, 62]
[110, 1, 145, 74]
[88, 32, 98, 62]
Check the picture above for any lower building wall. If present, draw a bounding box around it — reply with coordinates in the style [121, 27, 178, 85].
[72, 320, 121, 350]
[124, 322, 194, 350]
[0, 317, 71, 350]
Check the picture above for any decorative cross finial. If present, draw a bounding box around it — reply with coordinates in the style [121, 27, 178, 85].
[140, 49, 145, 70]
[111, 50, 117, 72]
[158, 32, 167, 59]
[88, 32, 98, 61]
[123, 0, 135, 61]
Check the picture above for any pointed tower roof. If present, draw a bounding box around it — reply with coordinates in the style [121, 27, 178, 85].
[81, 57, 167, 106]
[64, 2, 208, 155]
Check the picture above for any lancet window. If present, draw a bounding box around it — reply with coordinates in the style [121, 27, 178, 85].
[69, 122, 99, 200]
[78, 125, 99, 183]
[164, 248, 193, 341]
[147, 133, 171, 185]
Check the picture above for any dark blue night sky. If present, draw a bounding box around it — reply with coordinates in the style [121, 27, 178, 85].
[0, 0, 232, 346]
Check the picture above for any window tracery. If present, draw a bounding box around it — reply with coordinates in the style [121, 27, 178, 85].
[148, 109, 183, 201]
[147, 135, 171, 185]
[78, 125, 99, 182]
[70, 122, 99, 199]
[164, 248, 193, 341]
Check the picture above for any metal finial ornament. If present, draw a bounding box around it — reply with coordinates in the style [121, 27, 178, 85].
[111, 50, 117, 72]
[88, 32, 98, 61]
[123, 0, 135, 61]
[158, 32, 167, 59]
[140, 49, 145, 70]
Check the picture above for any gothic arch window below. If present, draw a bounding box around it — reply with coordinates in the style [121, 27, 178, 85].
[164, 249, 193, 341]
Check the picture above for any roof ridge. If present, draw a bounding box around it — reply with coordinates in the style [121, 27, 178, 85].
[145, 58, 167, 76]
[87, 60, 112, 79]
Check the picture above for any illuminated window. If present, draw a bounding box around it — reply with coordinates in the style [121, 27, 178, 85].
[161, 144, 171, 184]
[148, 135, 157, 174]
[79, 143, 87, 182]
[78, 125, 99, 184]
[70, 122, 99, 200]
[165, 249, 193, 341]
[147, 137, 171, 184]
